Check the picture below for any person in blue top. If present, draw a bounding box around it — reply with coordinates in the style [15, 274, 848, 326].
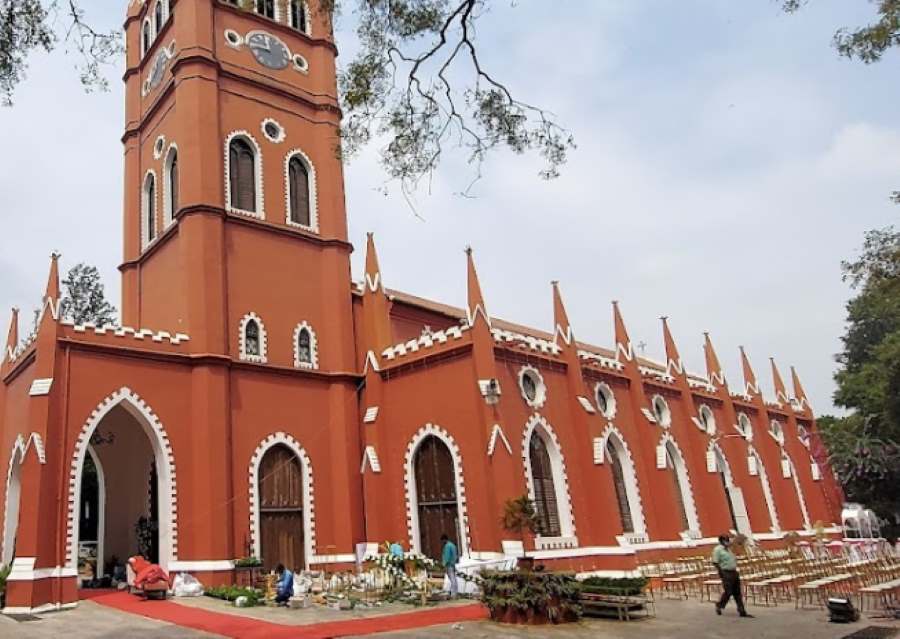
[389, 541, 404, 559]
[274, 563, 294, 606]
[440, 534, 459, 597]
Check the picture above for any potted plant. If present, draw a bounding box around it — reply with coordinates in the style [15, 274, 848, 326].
[501, 495, 540, 571]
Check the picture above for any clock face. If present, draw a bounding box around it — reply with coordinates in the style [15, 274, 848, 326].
[148, 48, 171, 91]
[246, 31, 291, 70]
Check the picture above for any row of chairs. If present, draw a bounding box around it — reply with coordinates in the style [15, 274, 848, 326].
[636, 542, 900, 615]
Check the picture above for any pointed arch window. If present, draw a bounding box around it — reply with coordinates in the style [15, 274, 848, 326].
[142, 20, 152, 57]
[256, 0, 275, 19]
[665, 442, 690, 532]
[293, 322, 318, 369]
[714, 449, 739, 531]
[228, 136, 258, 214]
[143, 172, 157, 247]
[290, 0, 309, 34]
[164, 146, 178, 226]
[606, 439, 634, 533]
[288, 156, 311, 226]
[239, 313, 268, 363]
[529, 434, 561, 537]
[154, 2, 163, 35]
[246, 321, 260, 356]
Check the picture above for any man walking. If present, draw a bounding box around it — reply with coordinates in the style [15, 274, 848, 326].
[712, 534, 753, 618]
[441, 534, 459, 598]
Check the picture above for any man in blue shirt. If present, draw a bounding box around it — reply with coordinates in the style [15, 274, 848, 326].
[441, 534, 459, 597]
[274, 563, 294, 606]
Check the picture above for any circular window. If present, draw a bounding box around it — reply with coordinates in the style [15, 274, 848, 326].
[595, 382, 616, 419]
[261, 118, 285, 143]
[651, 395, 671, 428]
[153, 135, 166, 159]
[293, 53, 309, 72]
[518, 366, 546, 409]
[698, 405, 715, 435]
[225, 29, 243, 48]
[736, 412, 753, 440]
[770, 420, 785, 444]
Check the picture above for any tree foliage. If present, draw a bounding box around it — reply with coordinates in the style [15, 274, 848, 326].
[60, 262, 118, 326]
[818, 227, 900, 534]
[0, 1, 122, 105]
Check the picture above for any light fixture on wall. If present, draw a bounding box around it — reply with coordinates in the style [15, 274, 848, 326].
[479, 378, 502, 406]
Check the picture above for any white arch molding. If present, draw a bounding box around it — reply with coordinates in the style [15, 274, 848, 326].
[248, 432, 315, 569]
[292, 321, 319, 370]
[67, 388, 178, 572]
[599, 425, 647, 538]
[783, 451, 812, 530]
[522, 414, 577, 546]
[748, 446, 780, 533]
[283, 148, 319, 233]
[162, 142, 178, 228]
[659, 432, 701, 537]
[404, 424, 471, 557]
[224, 130, 265, 219]
[84, 446, 107, 579]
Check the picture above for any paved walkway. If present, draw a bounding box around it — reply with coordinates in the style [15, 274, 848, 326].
[2, 595, 898, 638]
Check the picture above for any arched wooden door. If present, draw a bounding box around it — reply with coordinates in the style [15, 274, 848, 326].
[529, 434, 561, 537]
[414, 436, 460, 561]
[606, 439, 634, 534]
[665, 443, 690, 532]
[259, 445, 305, 572]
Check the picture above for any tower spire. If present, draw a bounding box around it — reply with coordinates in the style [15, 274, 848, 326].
[40, 252, 61, 324]
[5, 308, 19, 361]
[361, 233, 392, 365]
[364, 232, 384, 294]
[703, 332, 726, 388]
[770, 358, 789, 405]
[552, 281, 574, 346]
[465, 247, 490, 328]
[661, 317, 684, 378]
[739, 346, 760, 397]
[791, 366, 810, 409]
[612, 301, 634, 362]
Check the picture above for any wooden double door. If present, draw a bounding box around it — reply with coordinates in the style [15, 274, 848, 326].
[259, 445, 305, 572]
[414, 435, 461, 561]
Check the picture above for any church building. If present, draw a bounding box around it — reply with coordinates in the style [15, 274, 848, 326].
[0, 0, 844, 613]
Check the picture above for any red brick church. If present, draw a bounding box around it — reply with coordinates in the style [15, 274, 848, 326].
[0, 0, 844, 613]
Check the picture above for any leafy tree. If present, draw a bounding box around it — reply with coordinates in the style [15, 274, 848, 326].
[2, 1, 572, 191]
[782, 1, 899, 204]
[817, 227, 900, 537]
[60, 262, 117, 326]
[500, 494, 539, 559]
[0, 1, 122, 105]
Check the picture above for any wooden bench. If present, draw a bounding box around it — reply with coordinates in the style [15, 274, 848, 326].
[580, 592, 655, 621]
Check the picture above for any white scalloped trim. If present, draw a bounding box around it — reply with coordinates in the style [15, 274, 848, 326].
[292, 321, 319, 370]
[651, 394, 671, 428]
[594, 381, 617, 419]
[142, 169, 159, 250]
[283, 147, 319, 233]
[261, 118, 286, 144]
[404, 424, 470, 557]
[66, 387, 178, 571]
[153, 135, 166, 160]
[224, 130, 265, 219]
[517, 365, 547, 410]
[522, 413, 576, 540]
[239, 312, 268, 363]
[658, 432, 700, 535]
[248, 432, 315, 568]
[162, 142, 178, 228]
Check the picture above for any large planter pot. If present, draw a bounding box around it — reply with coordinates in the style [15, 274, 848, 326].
[489, 599, 577, 625]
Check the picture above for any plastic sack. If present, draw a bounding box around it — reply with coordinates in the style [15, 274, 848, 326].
[172, 572, 204, 597]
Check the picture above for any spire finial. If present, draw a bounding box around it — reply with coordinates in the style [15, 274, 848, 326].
[466, 246, 489, 327]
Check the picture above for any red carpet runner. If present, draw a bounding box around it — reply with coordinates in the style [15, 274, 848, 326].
[80, 590, 489, 638]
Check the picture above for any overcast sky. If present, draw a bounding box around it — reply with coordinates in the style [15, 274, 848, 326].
[0, 1, 897, 415]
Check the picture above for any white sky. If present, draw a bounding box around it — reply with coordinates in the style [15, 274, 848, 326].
[0, 1, 898, 415]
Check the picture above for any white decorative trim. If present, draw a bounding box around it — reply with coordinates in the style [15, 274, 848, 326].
[162, 142, 178, 228]
[697, 404, 716, 435]
[736, 412, 753, 441]
[487, 423, 512, 456]
[67, 387, 178, 572]
[599, 425, 647, 536]
[29, 378, 53, 396]
[782, 451, 811, 529]
[249, 432, 315, 569]
[3, 602, 78, 615]
[308, 553, 356, 565]
[239, 312, 268, 363]
[404, 424, 471, 557]
[363, 407, 379, 424]
[576, 396, 595, 414]
[748, 446, 780, 533]
[517, 365, 547, 409]
[292, 321, 318, 369]
[153, 135, 166, 160]
[2, 435, 47, 565]
[224, 130, 265, 219]
[361, 445, 381, 473]
[769, 419, 785, 445]
[224, 29, 243, 49]
[261, 118, 286, 144]
[466, 302, 491, 329]
[364, 272, 382, 294]
[658, 432, 701, 536]
[522, 414, 577, 542]
[650, 394, 672, 428]
[594, 381, 617, 419]
[168, 560, 234, 572]
[615, 340, 634, 362]
[284, 147, 319, 232]
[292, 53, 309, 73]
[141, 169, 159, 249]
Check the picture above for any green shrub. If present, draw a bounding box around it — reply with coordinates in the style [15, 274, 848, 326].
[205, 585, 264, 606]
[233, 557, 263, 568]
[0, 564, 11, 595]
[476, 570, 581, 622]
[580, 576, 647, 596]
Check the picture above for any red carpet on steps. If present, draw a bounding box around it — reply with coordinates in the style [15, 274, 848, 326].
[79, 590, 488, 638]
